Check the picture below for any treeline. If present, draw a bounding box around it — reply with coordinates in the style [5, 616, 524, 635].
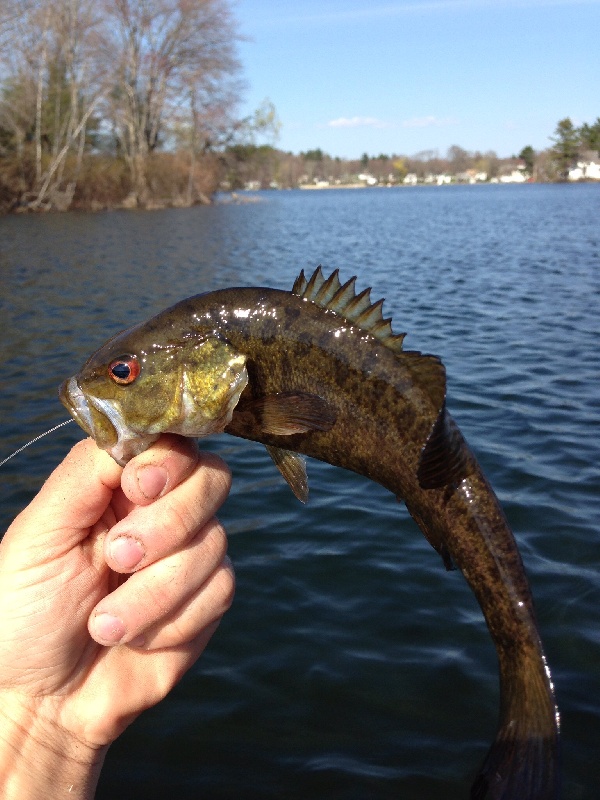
[0, 1, 598, 215]
[225, 117, 600, 190]
[0, 0, 279, 213]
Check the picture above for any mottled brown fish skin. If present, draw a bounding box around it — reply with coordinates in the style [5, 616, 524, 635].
[64, 282, 559, 799]
[134, 286, 559, 797]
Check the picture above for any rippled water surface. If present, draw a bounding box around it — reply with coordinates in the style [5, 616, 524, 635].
[1, 184, 599, 799]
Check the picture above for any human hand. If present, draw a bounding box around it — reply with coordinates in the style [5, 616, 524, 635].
[0, 435, 234, 798]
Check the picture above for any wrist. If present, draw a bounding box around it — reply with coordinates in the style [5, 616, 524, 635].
[0, 693, 108, 800]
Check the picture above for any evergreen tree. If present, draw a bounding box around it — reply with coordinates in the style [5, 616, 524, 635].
[518, 145, 535, 177]
[550, 118, 580, 180]
[579, 118, 600, 155]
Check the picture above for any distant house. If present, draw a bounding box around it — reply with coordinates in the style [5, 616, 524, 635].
[568, 161, 600, 181]
[358, 172, 378, 186]
[499, 168, 527, 183]
[454, 169, 487, 183]
[494, 160, 528, 183]
[568, 165, 585, 181]
[403, 173, 418, 185]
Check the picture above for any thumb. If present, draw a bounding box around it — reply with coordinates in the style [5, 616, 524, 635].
[7, 438, 122, 552]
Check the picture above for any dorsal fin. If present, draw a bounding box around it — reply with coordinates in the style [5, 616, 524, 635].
[292, 266, 405, 354]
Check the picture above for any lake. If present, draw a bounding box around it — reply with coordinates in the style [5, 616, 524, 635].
[1, 184, 599, 799]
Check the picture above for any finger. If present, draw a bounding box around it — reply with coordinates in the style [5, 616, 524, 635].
[119, 434, 201, 507]
[89, 517, 229, 646]
[104, 451, 231, 574]
[130, 558, 235, 650]
[4, 438, 122, 553]
[83, 619, 224, 743]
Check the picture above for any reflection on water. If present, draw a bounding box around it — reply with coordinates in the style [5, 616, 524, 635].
[1, 184, 599, 799]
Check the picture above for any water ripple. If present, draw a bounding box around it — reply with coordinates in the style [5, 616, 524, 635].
[1, 184, 599, 799]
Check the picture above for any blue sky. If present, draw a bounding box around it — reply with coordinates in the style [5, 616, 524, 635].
[234, 0, 600, 159]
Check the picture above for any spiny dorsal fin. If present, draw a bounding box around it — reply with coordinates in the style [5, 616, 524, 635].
[292, 266, 405, 353]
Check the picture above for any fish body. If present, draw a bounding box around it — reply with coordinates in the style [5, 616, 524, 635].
[60, 268, 559, 799]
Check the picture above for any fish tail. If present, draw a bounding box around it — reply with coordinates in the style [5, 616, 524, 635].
[470, 652, 560, 800]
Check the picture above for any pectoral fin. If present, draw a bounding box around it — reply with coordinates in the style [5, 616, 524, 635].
[238, 392, 336, 436]
[266, 445, 309, 503]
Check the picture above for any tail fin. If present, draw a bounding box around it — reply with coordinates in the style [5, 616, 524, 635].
[471, 655, 560, 800]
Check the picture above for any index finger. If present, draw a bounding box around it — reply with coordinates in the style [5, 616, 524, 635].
[3, 438, 122, 552]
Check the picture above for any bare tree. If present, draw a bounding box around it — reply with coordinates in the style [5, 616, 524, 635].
[0, 0, 34, 47]
[447, 144, 470, 174]
[0, 0, 110, 210]
[102, 0, 241, 207]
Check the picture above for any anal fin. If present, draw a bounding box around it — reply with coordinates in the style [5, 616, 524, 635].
[266, 445, 308, 503]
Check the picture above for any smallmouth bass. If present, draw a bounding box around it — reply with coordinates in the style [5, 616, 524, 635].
[60, 267, 559, 799]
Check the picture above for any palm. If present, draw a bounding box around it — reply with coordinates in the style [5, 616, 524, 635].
[0, 437, 233, 753]
[0, 488, 143, 743]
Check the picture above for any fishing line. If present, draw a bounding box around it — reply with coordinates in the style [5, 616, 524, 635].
[0, 419, 75, 468]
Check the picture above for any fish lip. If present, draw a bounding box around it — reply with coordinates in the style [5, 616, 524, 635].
[59, 376, 94, 436]
[59, 375, 159, 464]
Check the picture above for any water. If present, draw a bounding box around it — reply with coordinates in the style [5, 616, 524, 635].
[1, 184, 599, 798]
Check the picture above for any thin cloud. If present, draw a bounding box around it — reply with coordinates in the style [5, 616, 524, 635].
[327, 116, 389, 129]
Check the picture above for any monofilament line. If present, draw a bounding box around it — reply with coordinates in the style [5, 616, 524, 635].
[0, 419, 75, 467]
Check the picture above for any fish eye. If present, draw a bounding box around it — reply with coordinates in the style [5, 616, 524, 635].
[108, 355, 140, 385]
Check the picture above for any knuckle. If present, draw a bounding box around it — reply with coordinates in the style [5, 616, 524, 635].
[139, 577, 175, 620]
[162, 498, 197, 540]
[202, 519, 228, 564]
[214, 558, 236, 611]
[199, 454, 232, 499]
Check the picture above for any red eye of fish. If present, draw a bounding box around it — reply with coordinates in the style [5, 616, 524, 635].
[108, 356, 140, 385]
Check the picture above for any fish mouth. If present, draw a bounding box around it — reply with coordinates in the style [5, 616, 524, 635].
[59, 375, 159, 465]
[59, 377, 94, 436]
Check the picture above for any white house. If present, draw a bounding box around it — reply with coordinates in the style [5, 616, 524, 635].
[358, 173, 378, 186]
[586, 162, 600, 180]
[568, 165, 585, 181]
[500, 169, 527, 183]
[569, 161, 600, 181]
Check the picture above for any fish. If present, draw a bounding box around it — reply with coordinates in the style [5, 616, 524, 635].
[59, 266, 560, 799]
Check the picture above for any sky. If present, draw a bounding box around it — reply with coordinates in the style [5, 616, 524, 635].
[234, 0, 600, 160]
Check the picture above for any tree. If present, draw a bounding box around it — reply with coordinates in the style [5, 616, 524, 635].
[0, 0, 109, 210]
[0, 0, 34, 52]
[519, 145, 535, 177]
[102, 0, 241, 207]
[550, 117, 580, 180]
[579, 118, 600, 155]
[303, 148, 324, 161]
[447, 144, 470, 174]
[217, 99, 282, 190]
[392, 157, 407, 182]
